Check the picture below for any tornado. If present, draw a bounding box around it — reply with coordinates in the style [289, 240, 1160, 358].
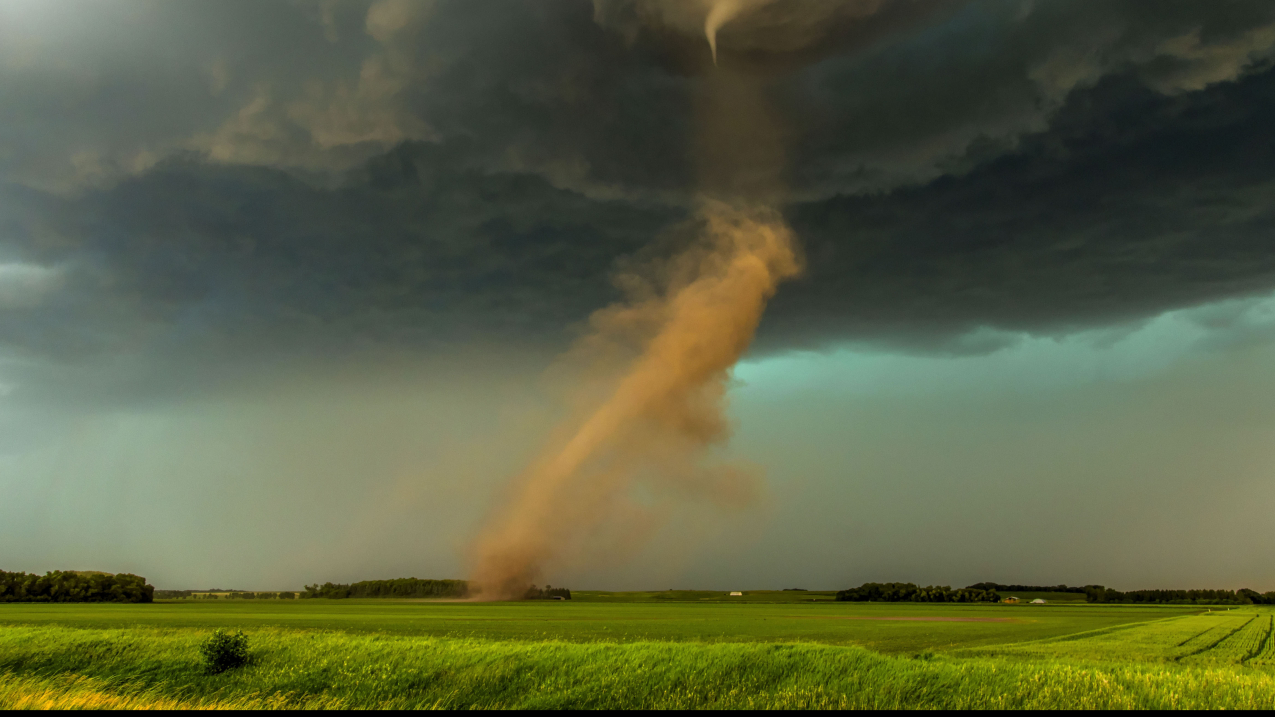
[470, 200, 801, 599]
[470, 0, 940, 599]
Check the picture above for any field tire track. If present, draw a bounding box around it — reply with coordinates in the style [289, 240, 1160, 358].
[1175, 616, 1255, 661]
[1013, 617, 1167, 647]
[1173, 615, 1230, 648]
[1173, 626, 1211, 648]
[1244, 616, 1274, 665]
[956, 612, 1198, 656]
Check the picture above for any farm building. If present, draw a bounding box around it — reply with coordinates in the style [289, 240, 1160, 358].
[729, 592, 743, 596]
[1003, 597, 1020, 604]
[1031, 599, 1048, 604]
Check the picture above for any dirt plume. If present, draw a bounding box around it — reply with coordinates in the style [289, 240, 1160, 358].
[469, 4, 821, 600]
[469, 201, 801, 599]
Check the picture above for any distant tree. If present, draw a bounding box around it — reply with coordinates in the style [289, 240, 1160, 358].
[301, 578, 468, 600]
[959, 583, 1264, 605]
[836, 583, 999, 603]
[0, 571, 154, 603]
[524, 585, 572, 600]
[1085, 587, 1256, 605]
[967, 582, 1091, 595]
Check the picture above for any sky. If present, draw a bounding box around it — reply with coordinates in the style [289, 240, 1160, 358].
[2, 0, 1275, 592]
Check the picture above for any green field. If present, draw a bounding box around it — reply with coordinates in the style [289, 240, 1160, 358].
[0, 597, 1194, 653]
[1, 597, 1272, 709]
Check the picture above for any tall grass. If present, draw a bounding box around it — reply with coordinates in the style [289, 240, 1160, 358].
[2, 625, 1273, 709]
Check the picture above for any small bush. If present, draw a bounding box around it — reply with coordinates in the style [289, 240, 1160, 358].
[199, 629, 249, 674]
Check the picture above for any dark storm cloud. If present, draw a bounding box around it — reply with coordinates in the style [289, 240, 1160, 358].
[0, 0, 384, 189]
[7, 58, 1275, 384]
[396, 1, 699, 197]
[403, 0, 1275, 200]
[0, 141, 675, 371]
[773, 65, 1275, 351]
[776, 0, 1275, 195]
[3, 0, 1275, 394]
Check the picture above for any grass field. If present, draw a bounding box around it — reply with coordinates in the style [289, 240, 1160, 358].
[1, 598, 1271, 709]
[573, 589, 840, 602]
[0, 597, 1190, 653]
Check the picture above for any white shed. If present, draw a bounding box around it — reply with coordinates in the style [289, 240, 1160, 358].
[729, 591, 743, 596]
[1030, 599, 1048, 605]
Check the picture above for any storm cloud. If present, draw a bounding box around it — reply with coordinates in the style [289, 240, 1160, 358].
[4, 0, 1275, 591]
[2, 0, 1274, 382]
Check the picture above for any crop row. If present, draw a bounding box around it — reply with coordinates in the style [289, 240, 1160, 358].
[985, 612, 1267, 664]
[1250, 617, 1275, 667]
[1180, 615, 1269, 665]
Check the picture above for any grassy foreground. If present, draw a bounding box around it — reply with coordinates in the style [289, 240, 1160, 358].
[1, 602, 1270, 709]
[3, 624, 1274, 710]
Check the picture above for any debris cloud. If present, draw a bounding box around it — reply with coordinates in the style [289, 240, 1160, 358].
[469, 201, 801, 599]
[471, 0, 867, 599]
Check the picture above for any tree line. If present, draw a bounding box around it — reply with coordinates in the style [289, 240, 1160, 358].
[301, 578, 469, 599]
[525, 585, 572, 600]
[0, 570, 153, 603]
[1085, 587, 1275, 605]
[155, 590, 298, 600]
[967, 582, 1275, 605]
[298, 579, 573, 600]
[967, 583, 1091, 595]
[836, 583, 1001, 603]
